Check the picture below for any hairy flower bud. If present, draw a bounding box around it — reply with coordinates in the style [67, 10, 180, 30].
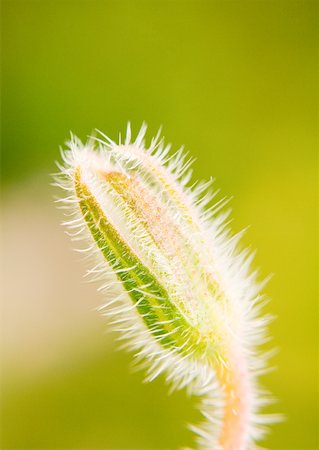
[55, 124, 276, 450]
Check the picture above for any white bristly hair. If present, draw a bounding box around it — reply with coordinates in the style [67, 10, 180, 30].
[53, 123, 279, 450]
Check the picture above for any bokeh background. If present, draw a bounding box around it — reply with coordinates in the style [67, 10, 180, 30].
[1, 1, 318, 449]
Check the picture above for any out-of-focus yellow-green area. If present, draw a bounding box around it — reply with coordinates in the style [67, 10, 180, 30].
[1, 0, 318, 449]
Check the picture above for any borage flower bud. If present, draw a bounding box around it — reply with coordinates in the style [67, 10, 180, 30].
[55, 124, 276, 450]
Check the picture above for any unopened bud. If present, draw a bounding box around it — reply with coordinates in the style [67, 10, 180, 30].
[55, 124, 277, 450]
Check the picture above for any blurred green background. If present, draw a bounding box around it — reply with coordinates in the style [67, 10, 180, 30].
[1, 0, 318, 449]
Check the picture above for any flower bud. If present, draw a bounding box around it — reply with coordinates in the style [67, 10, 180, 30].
[55, 124, 276, 450]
